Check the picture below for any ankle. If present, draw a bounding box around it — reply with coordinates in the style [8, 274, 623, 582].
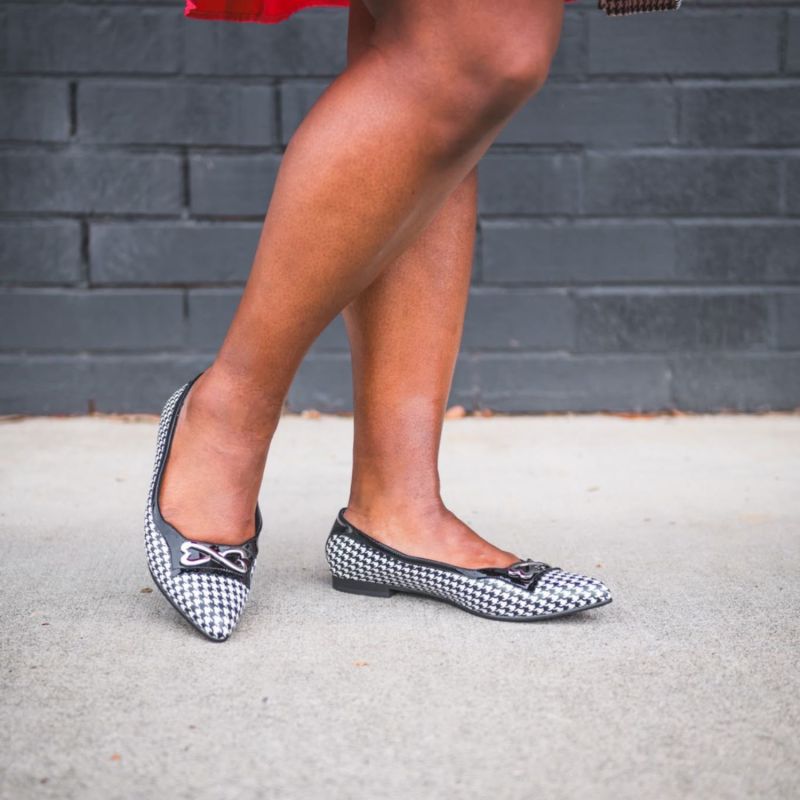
[342, 498, 519, 568]
[191, 364, 282, 444]
[344, 495, 448, 532]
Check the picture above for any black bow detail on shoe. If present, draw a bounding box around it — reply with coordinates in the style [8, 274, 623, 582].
[480, 559, 555, 590]
[179, 540, 253, 575]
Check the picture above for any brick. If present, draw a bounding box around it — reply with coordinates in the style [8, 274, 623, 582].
[190, 155, 281, 217]
[0, 222, 82, 285]
[90, 223, 260, 285]
[449, 355, 477, 409]
[478, 154, 580, 215]
[287, 353, 352, 412]
[787, 13, 800, 73]
[481, 221, 676, 285]
[679, 85, 800, 147]
[185, 10, 347, 76]
[500, 83, 676, 147]
[2, 6, 180, 74]
[774, 291, 800, 349]
[0, 79, 70, 142]
[671, 355, 800, 411]
[787, 160, 800, 214]
[87, 356, 211, 412]
[0, 356, 90, 414]
[280, 80, 329, 144]
[461, 290, 574, 351]
[576, 290, 770, 354]
[0, 355, 218, 414]
[675, 223, 800, 283]
[186, 289, 239, 350]
[0, 290, 184, 352]
[549, 14, 585, 79]
[78, 81, 277, 146]
[583, 154, 781, 216]
[588, 11, 780, 76]
[0, 152, 182, 215]
[470, 354, 672, 412]
[470, 226, 482, 285]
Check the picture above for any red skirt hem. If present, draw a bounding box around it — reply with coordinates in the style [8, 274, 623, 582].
[185, 0, 349, 24]
[185, 0, 574, 24]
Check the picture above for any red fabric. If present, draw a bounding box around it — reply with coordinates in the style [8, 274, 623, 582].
[185, 0, 349, 23]
[185, 0, 575, 24]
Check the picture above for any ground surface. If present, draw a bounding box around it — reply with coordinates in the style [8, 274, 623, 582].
[1, 412, 798, 800]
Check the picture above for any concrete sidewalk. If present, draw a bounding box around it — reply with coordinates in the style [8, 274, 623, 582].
[1, 412, 798, 800]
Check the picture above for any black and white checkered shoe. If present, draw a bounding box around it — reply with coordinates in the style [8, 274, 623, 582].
[144, 375, 261, 642]
[326, 509, 612, 621]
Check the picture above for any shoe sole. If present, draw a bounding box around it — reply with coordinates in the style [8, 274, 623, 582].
[331, 575, 612, 621]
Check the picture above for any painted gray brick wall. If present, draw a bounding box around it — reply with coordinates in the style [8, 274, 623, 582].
[1, 0, 799, 414]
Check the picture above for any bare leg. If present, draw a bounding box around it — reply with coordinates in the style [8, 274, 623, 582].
[342, 1, 517, 568]
[159, 0, 565, 545]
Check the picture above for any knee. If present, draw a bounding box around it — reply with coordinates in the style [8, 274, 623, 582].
[463, 7, 564, 119]
[388, 8, 563, 149]
[421, 44, 556, 156]
[469, 40, 556, 121]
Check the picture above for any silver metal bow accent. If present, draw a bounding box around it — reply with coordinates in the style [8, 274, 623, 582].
[179, 541, 249, 574]
[506, 560, 550, 581]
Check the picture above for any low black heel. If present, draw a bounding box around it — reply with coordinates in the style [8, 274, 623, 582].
[332, 575, 395, 597]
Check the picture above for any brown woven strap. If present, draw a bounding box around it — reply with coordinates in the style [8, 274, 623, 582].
[599, 0, 682, 14]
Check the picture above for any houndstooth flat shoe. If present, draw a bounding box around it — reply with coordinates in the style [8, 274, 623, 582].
[326, 509, 612, 621]
[144, 375, 261, 642]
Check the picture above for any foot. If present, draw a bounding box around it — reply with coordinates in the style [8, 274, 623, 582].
[341, 502, 519, 569]
[158, 367, 279, 546]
